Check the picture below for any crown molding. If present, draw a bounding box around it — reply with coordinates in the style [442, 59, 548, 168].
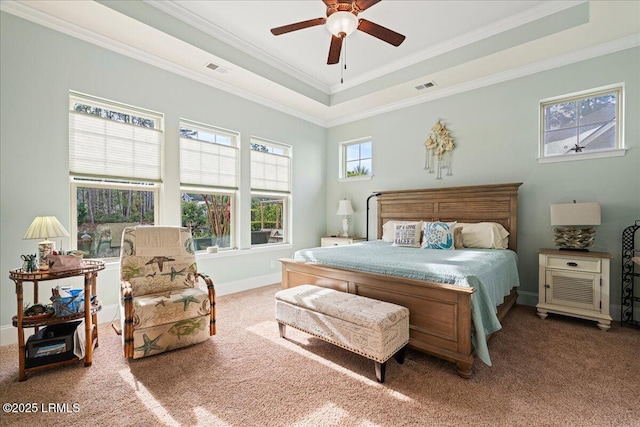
[328, 34, 640, 127]
[0, 0, 328, 127]
[2, 1, 636, 129]
[327, 1, 588, 93]
[144, 0, 331, 94]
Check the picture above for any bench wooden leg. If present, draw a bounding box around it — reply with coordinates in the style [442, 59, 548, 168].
[374, 361, 386, 383]
[278, 322, 286, 338]
[393, 345, 407, 364]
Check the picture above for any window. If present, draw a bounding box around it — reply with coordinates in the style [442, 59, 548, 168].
[539, 85, 624, 162]
[72, 181, 158, 258]
[180, 120, 239, 250]
[340, 138, 372, 179]
[250, 138, 291, 246]
[69, 92, 162, 259]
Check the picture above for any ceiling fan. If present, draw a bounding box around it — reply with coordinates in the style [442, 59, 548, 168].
[270, 0, 406, 65]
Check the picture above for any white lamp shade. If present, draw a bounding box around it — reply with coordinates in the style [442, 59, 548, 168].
[23, 216, 70, 241]
[326, 11, 359, 37]
[550, 202, 601, 226]
[336, 199, 355, 216]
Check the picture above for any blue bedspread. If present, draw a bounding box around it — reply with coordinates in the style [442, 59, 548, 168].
[293, 240, 520, 365]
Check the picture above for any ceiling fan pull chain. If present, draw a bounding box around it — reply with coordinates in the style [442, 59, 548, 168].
[340, 38, 345, 84]
[341, 37, 347, 84]
[344, 36, 347, 71]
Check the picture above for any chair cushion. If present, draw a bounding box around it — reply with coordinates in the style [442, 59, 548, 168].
[132, 314, 211, 359]
[122, 255, 198, 297]
[133, 287, 210, 330]
[121, 226, 198, 297]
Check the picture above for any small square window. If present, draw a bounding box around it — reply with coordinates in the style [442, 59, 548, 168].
[539, 85, 624, 162]
[340, 139, 372, 179]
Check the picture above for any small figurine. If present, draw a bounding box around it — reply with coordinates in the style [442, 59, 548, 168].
[21, 254, 38, 272]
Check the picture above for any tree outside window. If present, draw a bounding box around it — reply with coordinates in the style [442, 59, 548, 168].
[181, 192, 232, 250]
[75, 184, 155, 258]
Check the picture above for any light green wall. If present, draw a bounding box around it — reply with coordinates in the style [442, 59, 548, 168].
[326, 47, 640, 313]
[1, 11, 638, 333]
[0, 13, 326, 328]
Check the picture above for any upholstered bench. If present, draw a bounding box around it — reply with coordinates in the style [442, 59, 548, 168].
[275, 284, 410, 383]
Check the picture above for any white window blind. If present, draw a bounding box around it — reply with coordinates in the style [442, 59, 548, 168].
[250, 140, 291, 193]
[69, 95, 163, 182]
[180, 121, 239, 189]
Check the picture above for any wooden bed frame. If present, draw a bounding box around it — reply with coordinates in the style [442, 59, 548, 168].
[280, 182, 522, 378]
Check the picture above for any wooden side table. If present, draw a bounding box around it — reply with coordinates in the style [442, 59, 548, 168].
[10, 260, 104, 381]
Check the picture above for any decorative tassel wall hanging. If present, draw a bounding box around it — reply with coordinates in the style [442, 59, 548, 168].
[424, 120, 455, 180]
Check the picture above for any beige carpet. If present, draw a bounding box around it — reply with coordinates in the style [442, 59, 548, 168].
[1, 284, 639, 427]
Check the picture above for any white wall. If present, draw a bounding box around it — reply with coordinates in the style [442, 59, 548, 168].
[326, 47, 640, 314]
[0, 13, 326, 341]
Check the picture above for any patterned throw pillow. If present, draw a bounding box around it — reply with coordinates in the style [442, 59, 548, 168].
[392, 223, 422, 247]
[422, 222, 456, 250]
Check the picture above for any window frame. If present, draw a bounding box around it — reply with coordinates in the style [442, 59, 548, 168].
[69, 92, 163, 260]
[179, 119, 240, 251]
[339, 137, 373, 181]
[250, 137, 292, 247]
[538, 84, 626, 164]
[70, 178, 160, 260]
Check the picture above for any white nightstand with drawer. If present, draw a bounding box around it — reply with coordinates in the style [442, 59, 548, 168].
[321, 236, 365, 247]
[537, 249, 612, 330]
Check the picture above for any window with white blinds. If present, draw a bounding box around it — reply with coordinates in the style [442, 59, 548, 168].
[250, 138, 291, 246]
[250, 139, 291, 193]
[69, 92, 163, 181]
[179, 120, 239, 189]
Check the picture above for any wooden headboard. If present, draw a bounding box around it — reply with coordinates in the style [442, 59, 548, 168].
[376, 183, 522, 252]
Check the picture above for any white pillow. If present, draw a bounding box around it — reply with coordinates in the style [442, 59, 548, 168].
[391, 223, 422, 247]
[382, 221, 423, 242]
[457, 222, 510, 249]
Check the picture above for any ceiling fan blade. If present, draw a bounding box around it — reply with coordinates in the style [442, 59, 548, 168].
[355, 0, 381, 11]
[357, 18, 405, 46]
[322, 0, 338, 6]
[271, 18, 327, 36]
[327, 35, 343, 64]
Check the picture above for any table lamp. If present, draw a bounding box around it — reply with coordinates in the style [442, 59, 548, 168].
[23, 216, 70, 270]
[336, 199, 355, 238]
[550, 201, 601, 252]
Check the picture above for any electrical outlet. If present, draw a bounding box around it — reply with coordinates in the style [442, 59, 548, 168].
[270, 261, 276, 269]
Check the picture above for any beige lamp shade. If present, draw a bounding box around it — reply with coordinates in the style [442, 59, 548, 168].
[336, 199, 355, 216]
[24, 216, 70, 270]
[550, 202, 601, 226]
[23, 216, 70, 241]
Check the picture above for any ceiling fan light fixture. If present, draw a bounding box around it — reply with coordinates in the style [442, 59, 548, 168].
[326, 11, 358, 37]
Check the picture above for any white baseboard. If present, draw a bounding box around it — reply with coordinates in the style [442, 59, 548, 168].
[0, 272, 282, 347]
[2, 280, 635, 346]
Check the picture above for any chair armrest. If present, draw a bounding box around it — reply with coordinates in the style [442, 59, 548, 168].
[196, 272, 216, 336]
[120, 280, 135, 358]
[196, 272, 214, 290]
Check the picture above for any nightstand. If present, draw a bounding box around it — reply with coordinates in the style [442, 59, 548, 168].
[537, 249, 612, 330]
[321, 236, 365, 247]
